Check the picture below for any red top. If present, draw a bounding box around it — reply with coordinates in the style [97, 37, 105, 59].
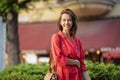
[51, 31, 87, 80]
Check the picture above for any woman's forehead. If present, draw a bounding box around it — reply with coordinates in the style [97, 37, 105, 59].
[61, 13, 72, 19]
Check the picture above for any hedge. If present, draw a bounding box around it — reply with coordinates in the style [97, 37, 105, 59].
[0, 63, 49, 80]
[86, 61, 120, 80]
[0, 61, 120, 80]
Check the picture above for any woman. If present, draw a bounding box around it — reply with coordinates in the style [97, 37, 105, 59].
[51, 8, 91, 80]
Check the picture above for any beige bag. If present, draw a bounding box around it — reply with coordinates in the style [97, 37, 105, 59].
[44, 52, 58, 80]
[44, 72, 57, 80]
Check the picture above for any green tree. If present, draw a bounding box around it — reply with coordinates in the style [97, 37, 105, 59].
[0, 0, 40, 66]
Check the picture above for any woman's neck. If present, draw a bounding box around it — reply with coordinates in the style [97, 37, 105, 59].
[62, 30, 70, 38]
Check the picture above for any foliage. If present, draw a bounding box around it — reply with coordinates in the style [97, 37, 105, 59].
[0, 63, 49, 80]
[86, 61, 120, 80]
[0, 0, 18, 20]
[0, 61, 120, 80]
[0, 0, 41, 21]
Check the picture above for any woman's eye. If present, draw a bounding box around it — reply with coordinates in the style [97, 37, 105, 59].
[63, 19, 66, 21]
[62, 19, 72, 22]
[69, 19, 72, 21]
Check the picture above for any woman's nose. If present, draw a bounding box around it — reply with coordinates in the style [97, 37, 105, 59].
[65, 20, 69, 24]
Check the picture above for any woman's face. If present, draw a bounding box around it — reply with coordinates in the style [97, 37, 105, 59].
[60, 13, 73, 32]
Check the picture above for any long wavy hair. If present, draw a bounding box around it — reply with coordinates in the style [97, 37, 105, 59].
[57, 8, 78, 36]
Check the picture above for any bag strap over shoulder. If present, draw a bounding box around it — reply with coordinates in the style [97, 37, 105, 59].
[49, 33, 61, 73]
[49, 51, 53, 73]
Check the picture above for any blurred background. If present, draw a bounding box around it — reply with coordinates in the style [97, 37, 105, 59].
[1, 0, 120, 69]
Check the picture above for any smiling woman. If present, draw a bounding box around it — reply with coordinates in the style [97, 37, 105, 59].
[50, 8, 91, 80]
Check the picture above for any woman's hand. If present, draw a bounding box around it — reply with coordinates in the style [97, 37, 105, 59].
[74, 59, 80, 68]
[67, 58, 80, 68]
[83, 71, 91, 80]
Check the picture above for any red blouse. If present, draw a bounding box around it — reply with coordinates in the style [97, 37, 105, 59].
[51, 31, 87, 80]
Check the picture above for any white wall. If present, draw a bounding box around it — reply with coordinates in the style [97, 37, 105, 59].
[0, 17, 6, 71]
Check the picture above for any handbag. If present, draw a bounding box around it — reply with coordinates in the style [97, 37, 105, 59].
[44, 52, 58, 80]
[44, 72, 57, 80]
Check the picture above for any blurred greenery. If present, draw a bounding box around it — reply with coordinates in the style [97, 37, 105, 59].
[0, 61, 120, 80]
[0, 63, 49, 80]
[86, 61, 120, 80]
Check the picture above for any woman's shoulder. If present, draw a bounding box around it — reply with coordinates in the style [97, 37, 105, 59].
[52, 32, 59, 38]
[51, 32, 61, 41]
[52, 31, 63, 38]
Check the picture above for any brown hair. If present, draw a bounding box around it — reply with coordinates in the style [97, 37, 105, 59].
[57, 8, 77, 36]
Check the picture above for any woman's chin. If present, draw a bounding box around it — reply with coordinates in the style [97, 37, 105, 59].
[65, 27, 71, 30]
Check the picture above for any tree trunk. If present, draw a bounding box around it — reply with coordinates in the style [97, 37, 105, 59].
[6, 10, 20, 66]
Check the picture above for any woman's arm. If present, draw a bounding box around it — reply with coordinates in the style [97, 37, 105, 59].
[83, 71, 91, 80]
[77, 40, 91, 80]
[67, 58, 80, 68]
[51, 34, 67, 67]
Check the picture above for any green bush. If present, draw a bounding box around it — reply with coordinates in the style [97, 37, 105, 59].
[0, 63, 49, 80]
[86, 61, 120, 80]
[0, 61, 120, 80]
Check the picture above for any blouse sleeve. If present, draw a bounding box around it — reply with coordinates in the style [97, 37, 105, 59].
[78, 39, 87, 72]
[51, 34, 67, 67]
